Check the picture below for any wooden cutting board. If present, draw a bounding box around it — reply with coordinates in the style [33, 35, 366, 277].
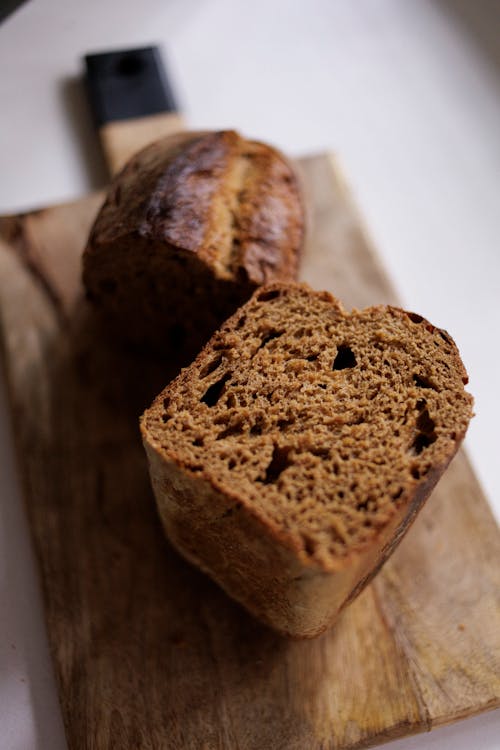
[0, 107, 499, 749]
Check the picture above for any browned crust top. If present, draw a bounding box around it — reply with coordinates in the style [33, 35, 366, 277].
[85, 130, 304, 285]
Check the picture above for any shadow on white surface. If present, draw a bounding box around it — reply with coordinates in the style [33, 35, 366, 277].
[386, 708, 500, 750]
[0, 367, 67, 750]
[60, 76, 109, 193]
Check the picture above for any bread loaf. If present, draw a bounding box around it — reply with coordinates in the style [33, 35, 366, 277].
[141, 282, 473, 638]
[83, 130, 304, 363]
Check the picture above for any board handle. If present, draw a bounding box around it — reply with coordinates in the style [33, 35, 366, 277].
[85, 47, 185, 176]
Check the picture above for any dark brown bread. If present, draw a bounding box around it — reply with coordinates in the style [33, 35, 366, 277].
[83, 130, 304, 363]
[141, 283, 473, 638]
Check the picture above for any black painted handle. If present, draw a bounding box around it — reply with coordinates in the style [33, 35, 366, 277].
[84, 46, 179, 127]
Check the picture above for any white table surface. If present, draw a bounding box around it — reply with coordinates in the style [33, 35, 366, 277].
[1, 1, 499, 748]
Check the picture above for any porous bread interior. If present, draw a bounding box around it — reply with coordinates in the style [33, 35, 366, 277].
[143, 284, 473, 568]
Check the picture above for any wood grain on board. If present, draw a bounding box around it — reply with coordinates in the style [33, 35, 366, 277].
[0, 146, 499, 750]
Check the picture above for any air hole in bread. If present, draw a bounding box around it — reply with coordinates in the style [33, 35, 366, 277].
[200, 355, 223, 379]
[257, 289, 281, 302]
[258, 329, 284, 350]
[416, 408, 436, 434]
[311, 447, 330, 459]
[161, 398, 171, 423]
[306, 354, 318, 362]
[212, 340, 228, 351]
[439, 330, 452, 344]
[407, 312, 424, 324]
[412, 433, 436, 454]
[217, 419, 245, 440]
[201, 373, 231, 407]
[348, 414, 365, 426]
[333, 345, 357, 370]
[358, 496, 377, 511]
[250, 421, 263, 435]
[302, 535, 316, 556]
[260, 445, 292, 484]
[413, 374, 437, 390]
[410, 405, 437, 454]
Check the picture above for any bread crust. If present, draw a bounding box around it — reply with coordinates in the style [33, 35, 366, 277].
[142, 434, 457, 638]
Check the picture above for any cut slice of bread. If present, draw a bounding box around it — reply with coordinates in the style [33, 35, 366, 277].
[83, 130, 304, 364]
[141, 283, 473, 638]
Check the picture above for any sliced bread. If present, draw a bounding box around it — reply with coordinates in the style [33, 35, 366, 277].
[140, 283, 473, 637]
